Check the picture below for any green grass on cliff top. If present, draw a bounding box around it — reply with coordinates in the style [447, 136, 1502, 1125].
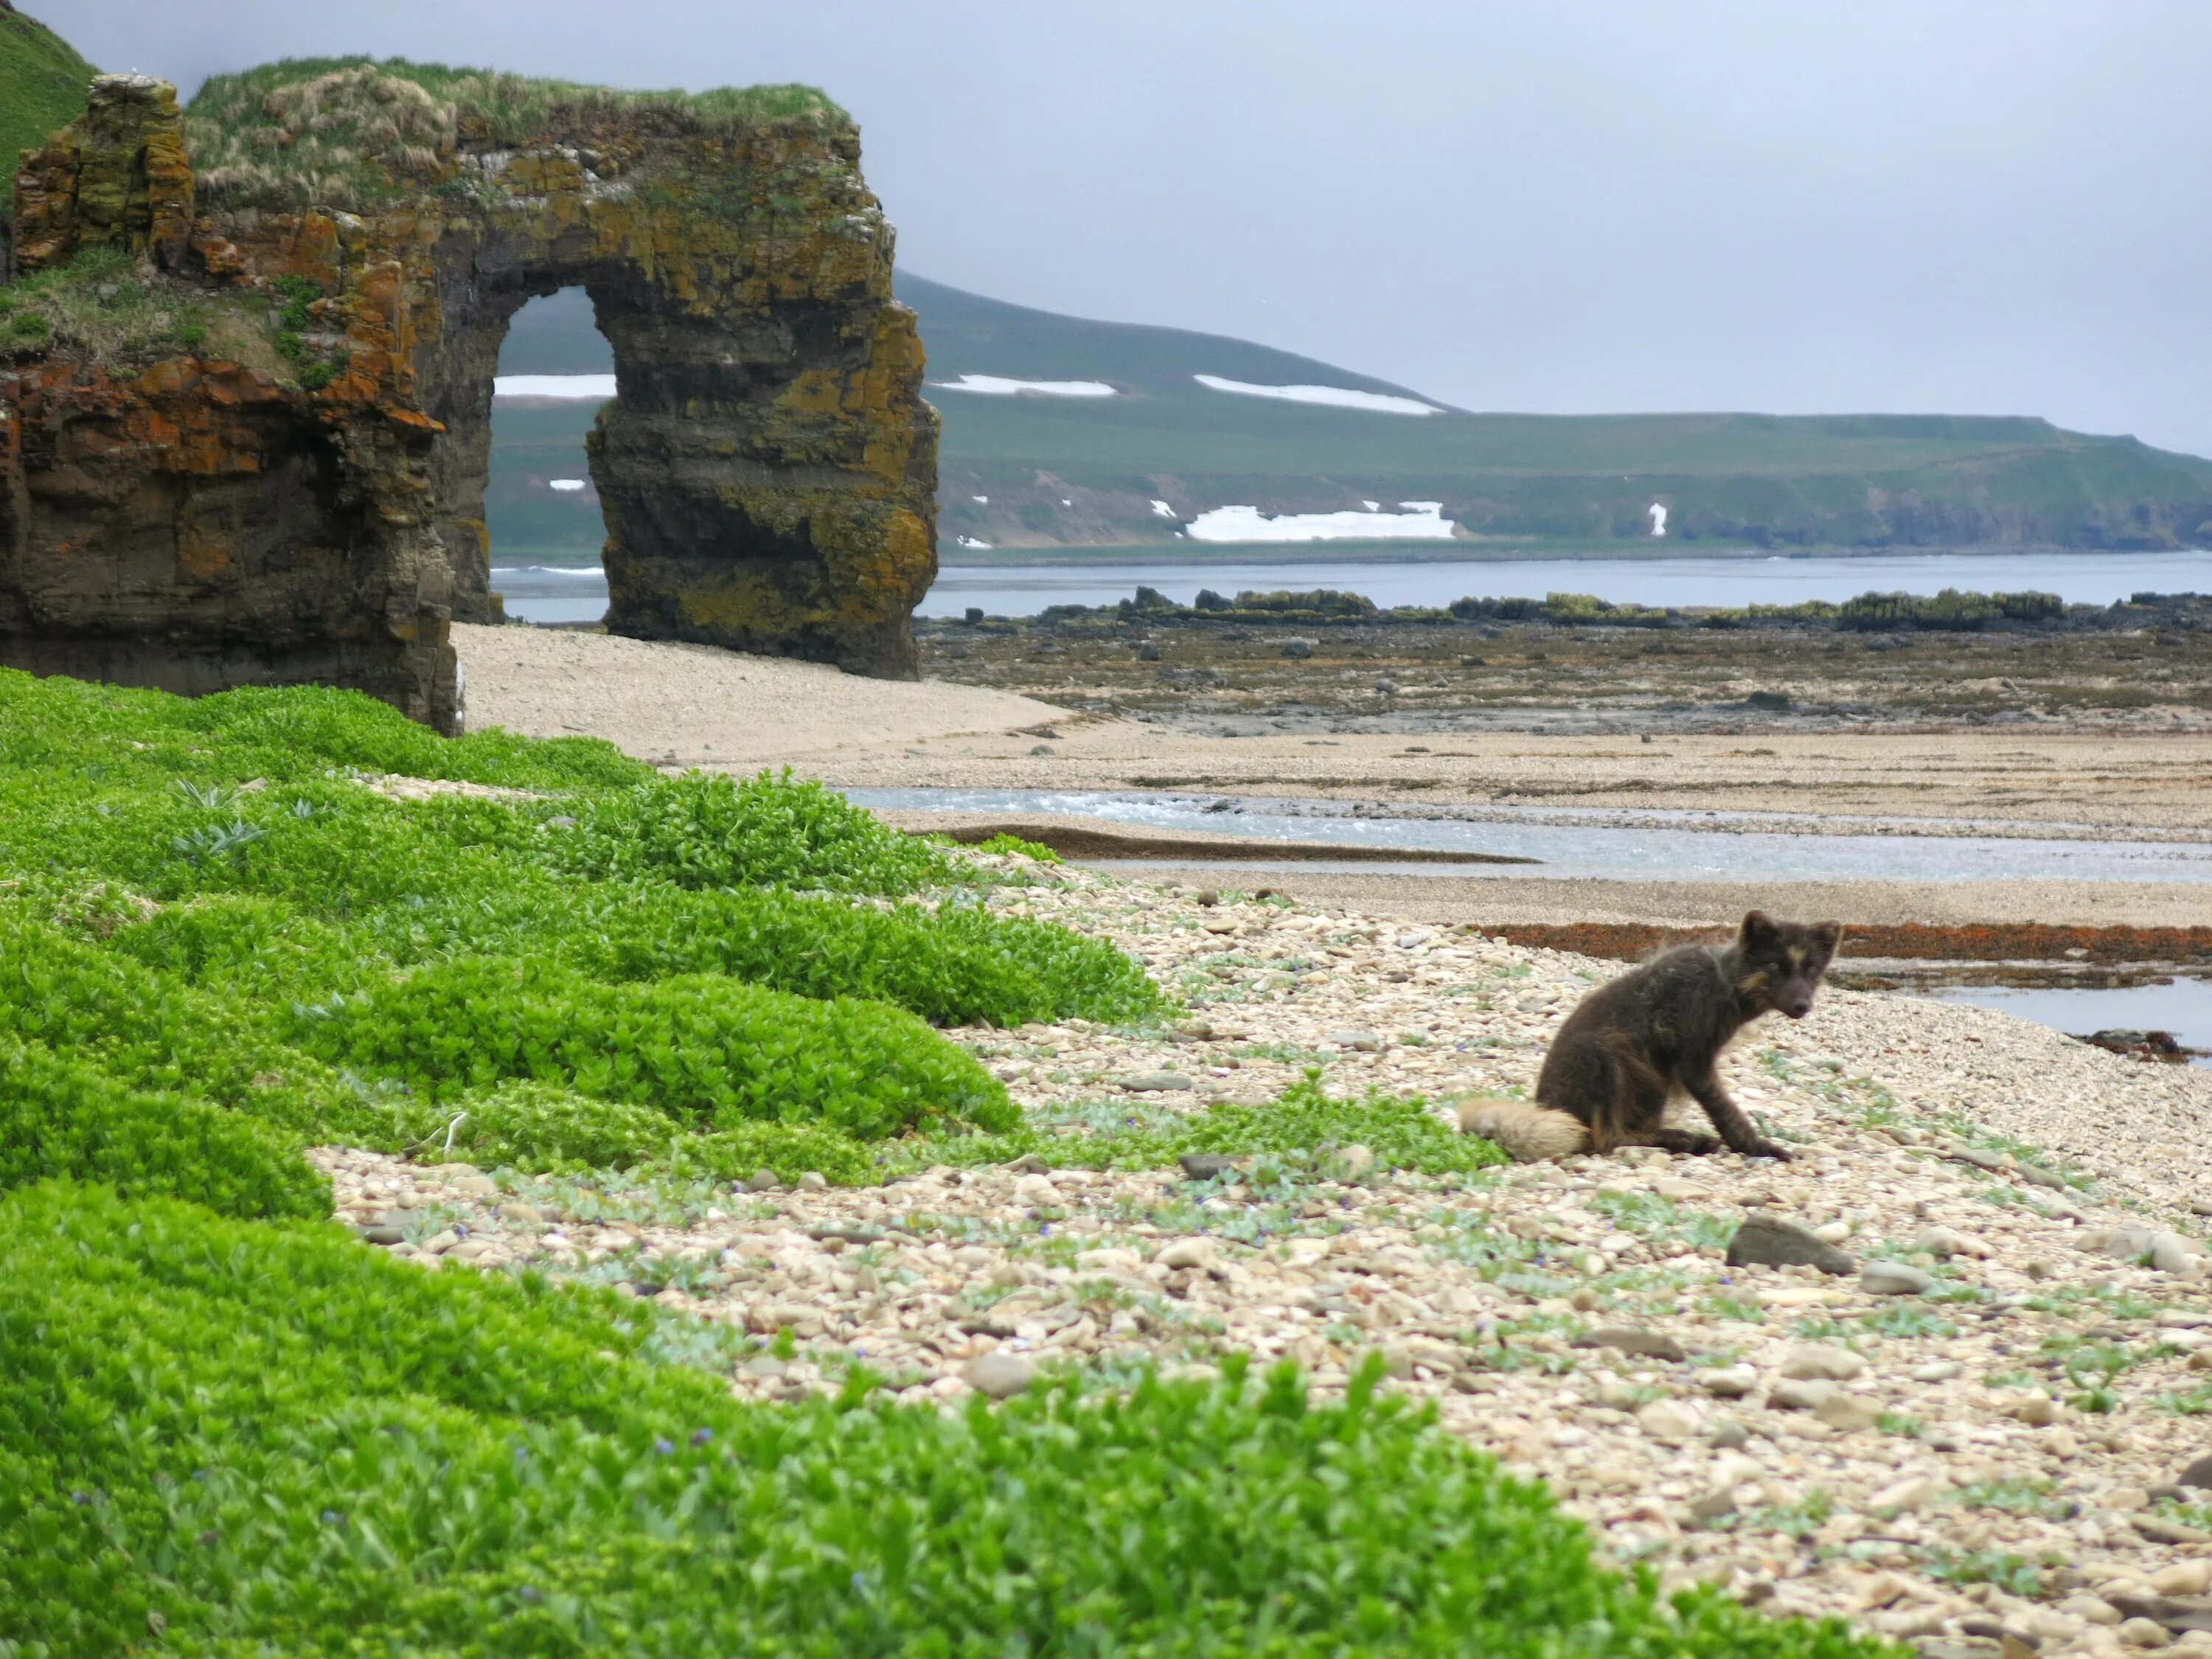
[184, 57, 846, 212]
[0, 5, 94, 204]
[189, 55, 845, 147]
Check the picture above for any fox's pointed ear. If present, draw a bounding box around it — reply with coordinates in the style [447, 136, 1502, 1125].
[1739, 911, 1777, 945]
[1812, 922, 1843, 955]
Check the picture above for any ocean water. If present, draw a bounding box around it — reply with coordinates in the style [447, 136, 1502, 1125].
[1922, 979, 2212, 1064]
[489, 547, 2210, 625]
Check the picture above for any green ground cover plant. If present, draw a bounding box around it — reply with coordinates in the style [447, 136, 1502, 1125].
[554, 769, 963, 894]
[566, 886, 1159, 1026]
[294, 956, 1014, 1140]
[0, 670, 1152, 1186]
[0, 1042, 328, 1220]
[0, 1182, 1887, 1658]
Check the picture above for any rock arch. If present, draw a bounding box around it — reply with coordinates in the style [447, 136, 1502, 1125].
[1, 65, 937, 732]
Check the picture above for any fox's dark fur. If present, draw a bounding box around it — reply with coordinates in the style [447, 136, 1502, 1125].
[1463, 912, 1840, 1163]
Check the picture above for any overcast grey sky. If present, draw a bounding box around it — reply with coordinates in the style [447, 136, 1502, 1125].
[60, 0, 2212, 456]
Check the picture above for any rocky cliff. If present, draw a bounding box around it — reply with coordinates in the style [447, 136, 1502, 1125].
[1, 60, 936, 731]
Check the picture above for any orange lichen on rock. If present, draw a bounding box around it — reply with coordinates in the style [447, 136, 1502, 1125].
[4, 60, 936, 725]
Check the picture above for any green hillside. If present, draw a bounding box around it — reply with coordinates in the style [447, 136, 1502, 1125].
[490, 279, 2212, 562]
[0, 4, 94, 211]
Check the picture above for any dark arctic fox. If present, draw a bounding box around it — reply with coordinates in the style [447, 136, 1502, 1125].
[1461, 912, 1841, 1163]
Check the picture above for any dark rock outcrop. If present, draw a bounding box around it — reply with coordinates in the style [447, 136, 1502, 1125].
[1, 61, 936, 731]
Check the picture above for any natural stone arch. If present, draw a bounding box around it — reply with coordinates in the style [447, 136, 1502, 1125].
[2, 63, 936, 733]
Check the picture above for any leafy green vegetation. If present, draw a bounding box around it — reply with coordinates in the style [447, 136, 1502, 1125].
[973, 831, 1064, 863]
[0, 1182, 1887, 1658]
[0, 670, 1155, 1189]
[294, 956, 1014, 1139]
[0, 1040, 329, 1220]
[564, 884, 1158, 1026]
[0, 3, 94, 209]
[554, 770, 962, 894]
[185, 57, 846, 212]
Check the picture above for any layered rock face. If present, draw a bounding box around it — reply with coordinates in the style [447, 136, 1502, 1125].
[1, 63, 935, 731]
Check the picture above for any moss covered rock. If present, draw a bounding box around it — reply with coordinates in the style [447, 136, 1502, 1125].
[1, 57, 937, 731]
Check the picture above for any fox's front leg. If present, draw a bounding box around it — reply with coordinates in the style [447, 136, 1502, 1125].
[1687, 1068, 1792, 1161]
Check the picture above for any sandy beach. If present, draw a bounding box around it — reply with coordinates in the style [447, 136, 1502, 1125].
[455, 627, 2212, 931]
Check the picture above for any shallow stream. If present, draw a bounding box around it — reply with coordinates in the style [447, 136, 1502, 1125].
[840, 787, 2212, 886]
[846, 785, 2212, 1061]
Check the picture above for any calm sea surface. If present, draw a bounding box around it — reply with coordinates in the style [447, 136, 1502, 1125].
[490, 547, 2210, 624]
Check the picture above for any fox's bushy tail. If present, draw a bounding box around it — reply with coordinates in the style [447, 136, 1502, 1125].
[1455, 1098, 1590, 1163]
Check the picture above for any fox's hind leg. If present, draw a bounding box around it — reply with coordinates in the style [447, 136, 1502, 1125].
[1583, 1038, 1674, 1153]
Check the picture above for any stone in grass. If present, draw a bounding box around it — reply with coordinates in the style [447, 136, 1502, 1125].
[1769, 1378, 1840, 1412]
[962, 1350, 1035, 1400]
[1862, 1261, 1935, 1295]
[2109, 1598, 2212, 1638]
[1781, 1343, 1866, 1382]
[2152, 1562, 2212, 1597]
[1869, 1475, 1943, 1514]
[1121, 1072, 1194, 1092]
[1331, 1144, 1377, 1178]
[1689, 1487, 1738, 1523]
[1812, 1392, 1883, 1433]
[1725, 1215, 1855, 1276]
[1328, 1029, 1385, 1052]
[1572, 1326, 1688, 1363]
[2150, 1234, 2204, 1279]
[2180, 1453, 2212, 1490]
[744, 1169, 782, 1193]
[1637, 1399, 1702, 1444]
[1698, 1365, 1759, 1399]
[1177, 1153, 1241, 1182]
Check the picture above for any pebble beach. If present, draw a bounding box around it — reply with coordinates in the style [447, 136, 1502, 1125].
[318, 853, 2212, 1658]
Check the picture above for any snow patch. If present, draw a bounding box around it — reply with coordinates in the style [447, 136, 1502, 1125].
[929, 374, 1119, 398]
[972, 494, 990, 504]
[495, 374, 616, 400]
[1193, 374, 1442, 417]
[1150, 500, 1177, 518]
[955, 535, 993, 549]
[1361, 499, 1380, 511]
[1649, 502, 1669, 537]
[1183, 502, 1459, 543]
[547, 478, 587, 493]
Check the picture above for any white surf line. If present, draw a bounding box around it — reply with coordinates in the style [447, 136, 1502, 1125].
[1193, 373, 1442, 416]
[1183, 501, 1459, 543]
[928, 374, 1119, 397]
